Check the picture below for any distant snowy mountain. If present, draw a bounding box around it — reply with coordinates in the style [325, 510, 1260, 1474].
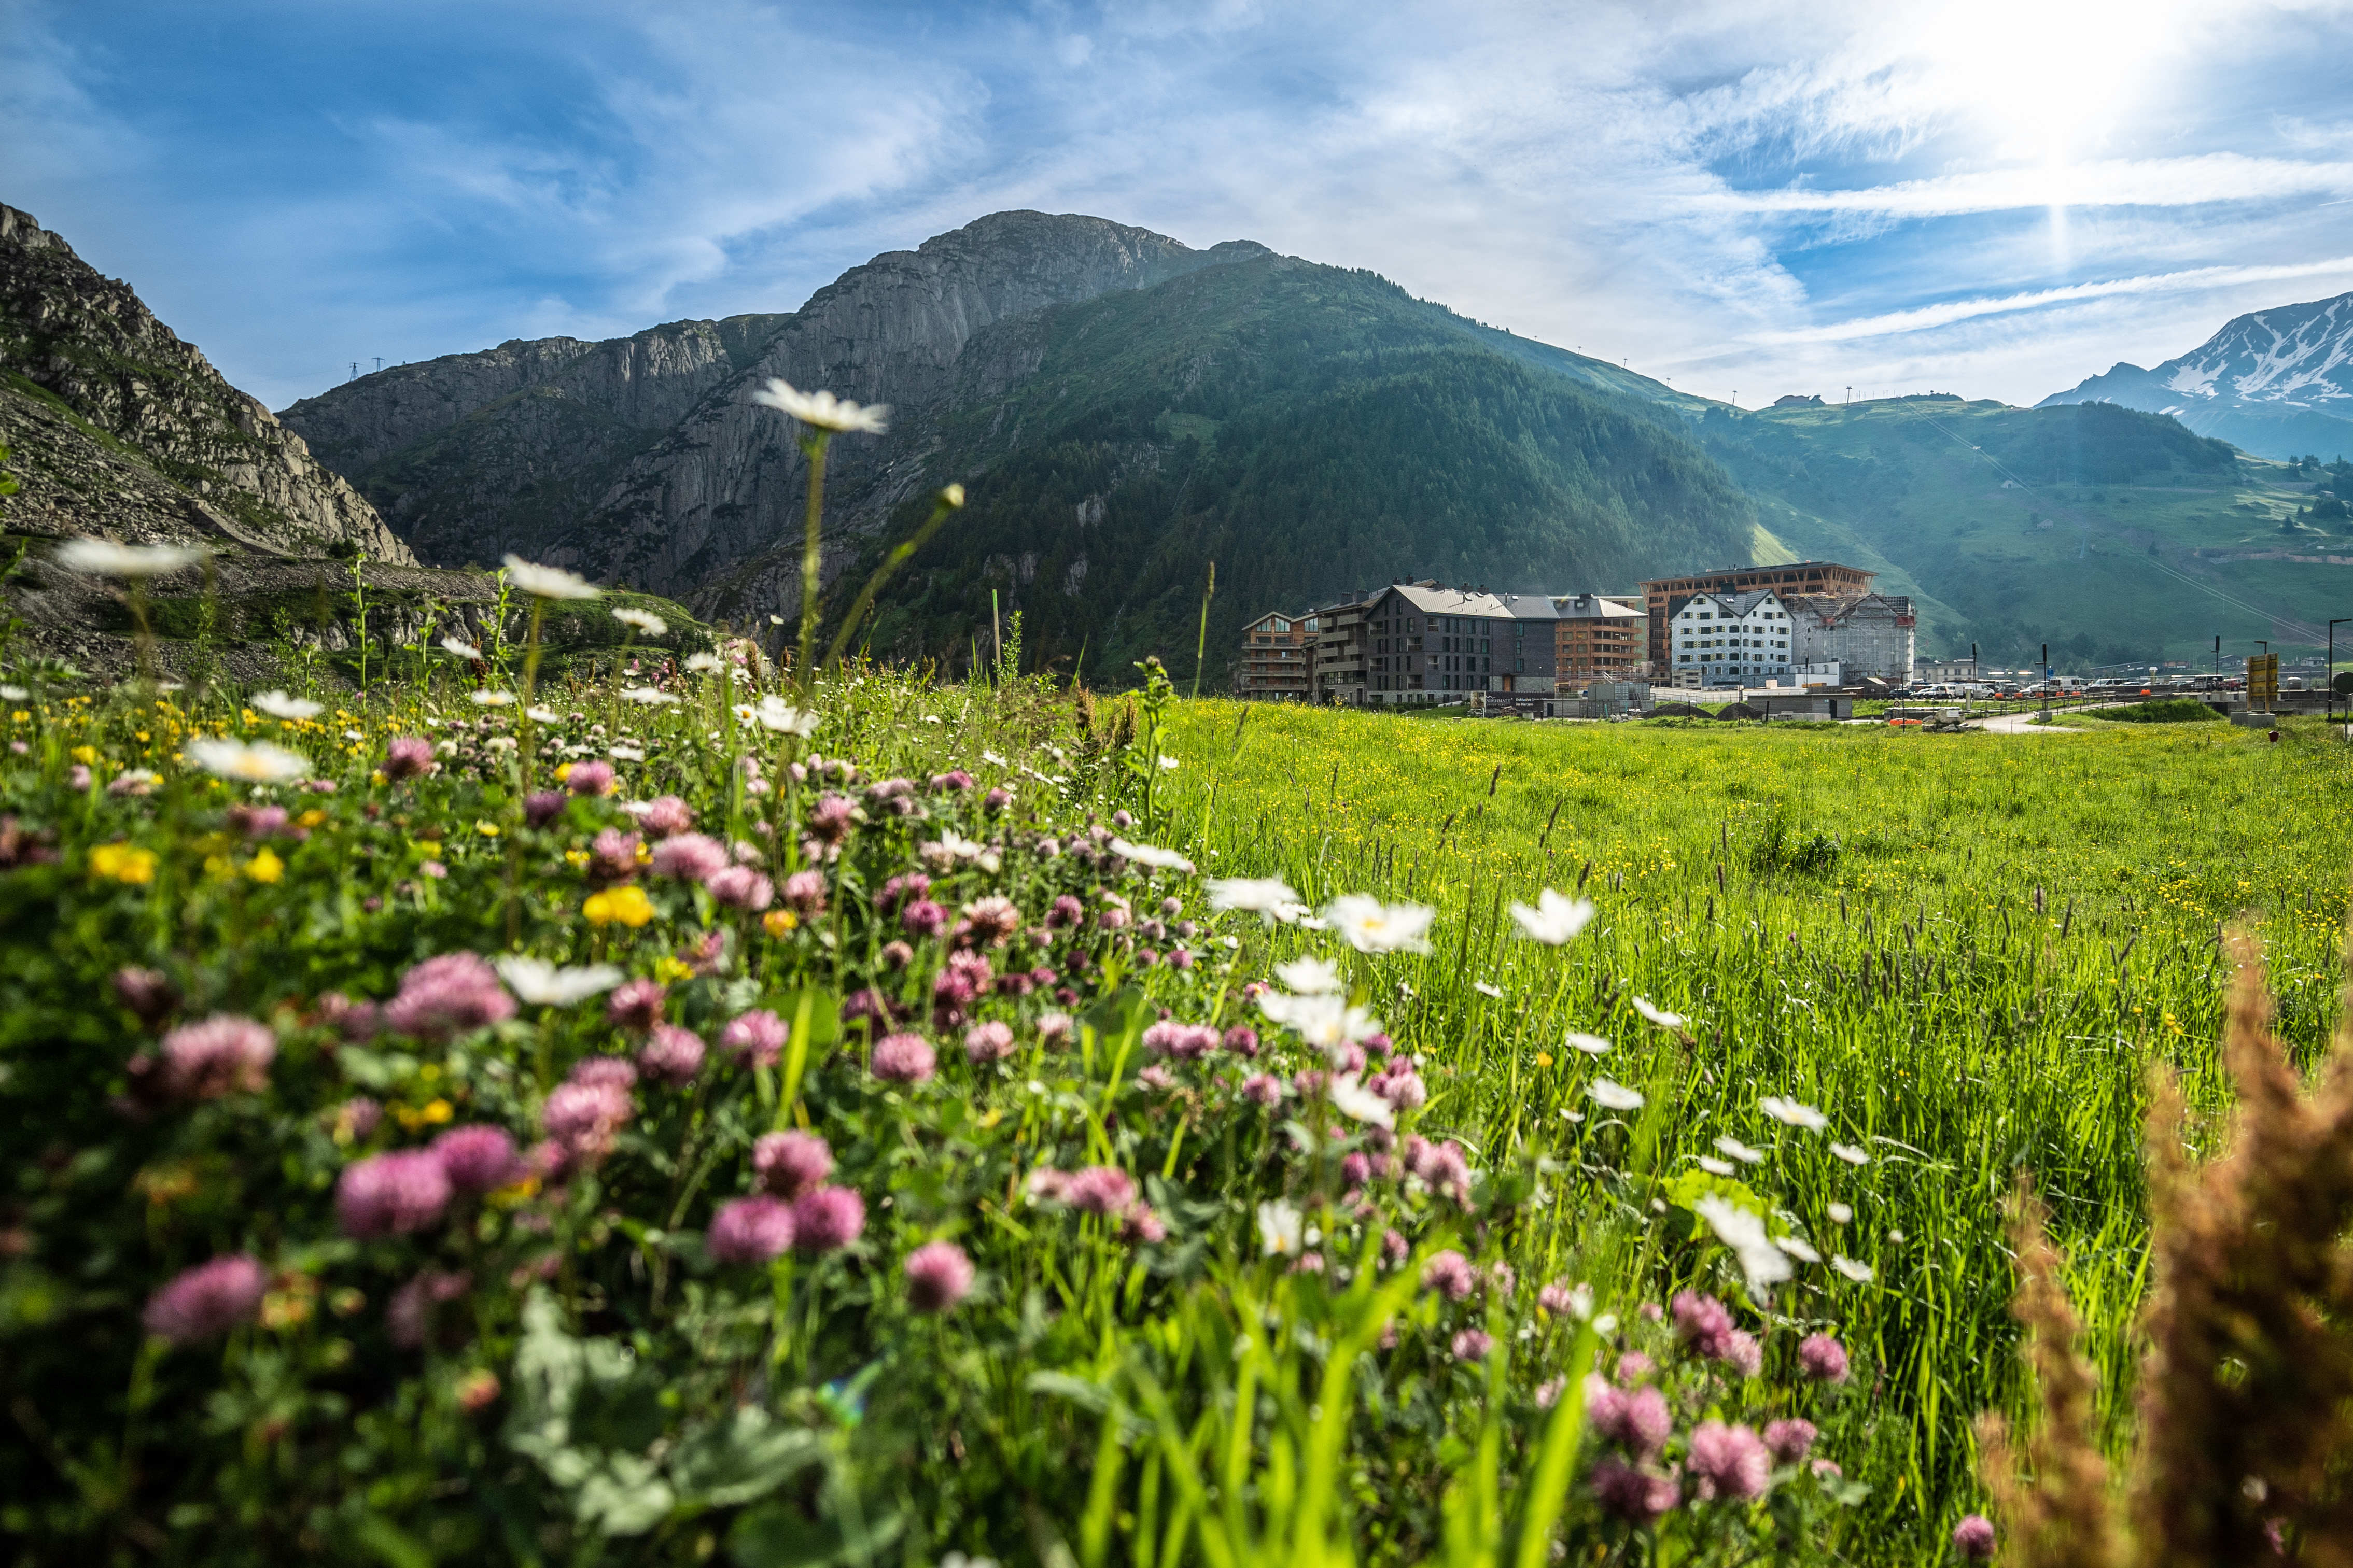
[2039, 291, 2353, 461]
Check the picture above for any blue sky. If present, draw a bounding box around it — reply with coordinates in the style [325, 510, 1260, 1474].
[10, 0, 2353, 412]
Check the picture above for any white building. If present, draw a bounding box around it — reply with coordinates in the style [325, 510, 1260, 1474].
[1668, 590, 1797, 688]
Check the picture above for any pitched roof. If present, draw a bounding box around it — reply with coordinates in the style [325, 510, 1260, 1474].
[1376, 581, 1560, 620]
[1552, 592, 1646, 621]
[1677, 588, 1785, 617]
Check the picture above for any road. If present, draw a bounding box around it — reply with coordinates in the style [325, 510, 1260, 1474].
[1971, 709, 2083, 734]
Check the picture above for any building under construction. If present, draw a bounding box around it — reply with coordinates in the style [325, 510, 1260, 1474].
[1637, 561, 1913, 684]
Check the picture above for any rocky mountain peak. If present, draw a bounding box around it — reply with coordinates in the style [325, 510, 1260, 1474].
[0, 202, 412, 563]
[2038, 289, 2353, 460]
[278, 210, 1272, 603]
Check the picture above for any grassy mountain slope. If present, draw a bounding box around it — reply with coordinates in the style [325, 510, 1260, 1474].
[1686, 395, 2352, 666]
[847, 258, 1757, 681]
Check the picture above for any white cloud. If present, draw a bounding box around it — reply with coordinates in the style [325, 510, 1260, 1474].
[7, 0, 2353, 413]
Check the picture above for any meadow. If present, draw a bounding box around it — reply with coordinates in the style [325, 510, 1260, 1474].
[3, 616, 2347, 1567]
[1155, 699, 2353, 1553]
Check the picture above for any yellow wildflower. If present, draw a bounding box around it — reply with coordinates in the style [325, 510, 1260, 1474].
[475, 820, 500, 838]
[90, 843, 158, 885]
[583, 885, 654, 928]
[564, 849, 592, 868]
[652, 956, 693, 984]
[298, 809, 327, 829]
[246, 848, 284, 884]
[71, 744, 97, 765]
[763, 909, 799, 938]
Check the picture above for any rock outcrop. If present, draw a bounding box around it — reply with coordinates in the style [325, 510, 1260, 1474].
[0, 203, 412, 563]
[281, 212, 1270, 616]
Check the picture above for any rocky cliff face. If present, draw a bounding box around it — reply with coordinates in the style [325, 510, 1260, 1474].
[0, 203, 412, 563]
[281, 212, 1269, 615]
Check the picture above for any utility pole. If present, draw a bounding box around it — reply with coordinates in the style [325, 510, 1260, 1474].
[373, 357, 383, 374]
[2330, 619, 2348, 727]
[348, 362, 358, 380]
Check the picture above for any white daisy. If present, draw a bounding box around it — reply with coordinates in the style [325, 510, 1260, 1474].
[684, 652, 724, 674]
[1206, 877, 1301, 922]
[1696, 1155, 1735, 1176]
[1323, 893, 1436, 955]
[1827, 1203, 1854, 1224]
[1829, 1143, 1870, 1166]
[1831, 1255, 1875, 1283]
[471, 690, 515, 707]
[0, 685, 25, 701]
[1630, 996, 1685, 1029]
[1109, 838, 1195, 873]
[1692, 1196, 1792, 1292]
[620, 686, 681, 706]
[1257, 1198, 1304, 1257]
[187, 736, 309, 782]
[1326, 1073, 1396, 1129]
[1507, 888, 1596, 945]
[754, 696, 817, 735]
[55, 538, 201, 576]
[527, 708, 559, 724]
[610, 745, 646, 761]
[1565, 1032, 1612, 1055]
[441, 636, 485, 662]
[1273, 955, 1343, 995]
[750, 378, 891, 434]
[1587, 1078, 1645, 1111]
[1760, 1096, 1830, 1132]
[610, 606, 667, 636]
[250, 690, 322, 721]
[501, 555, 600, 600]
[1714, 1136, 1764, 1164]
[1776, 1234, 1822, 1263]
[494, 957, 625, 1007]
[1474, 980, 1503, 998]
[1259, 991, 1381, 1054]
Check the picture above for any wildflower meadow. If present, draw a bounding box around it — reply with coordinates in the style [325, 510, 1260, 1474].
[4, 391, 2350, 1566]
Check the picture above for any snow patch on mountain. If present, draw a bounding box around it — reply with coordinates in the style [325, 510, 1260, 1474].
[2039, 290, 2353, 459]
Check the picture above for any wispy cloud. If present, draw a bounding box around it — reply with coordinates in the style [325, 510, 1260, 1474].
[1758, 256, 2353, 344]
[5, 0, 2352, 411]
[1708, 154, 2353, 219]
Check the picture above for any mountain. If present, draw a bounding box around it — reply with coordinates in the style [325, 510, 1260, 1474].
[841, 256, 1752, 677]
[279, 211, 1755, 679]
[0, 203, 701, 677]
[2039, 292, 2353, 462]
[281, 214, 1271, 593]
[1687, 394, 2353, 668]
[0, 203, 410, 565]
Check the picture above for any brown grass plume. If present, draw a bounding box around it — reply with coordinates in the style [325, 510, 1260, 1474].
[1980, 924, 2353, 1565]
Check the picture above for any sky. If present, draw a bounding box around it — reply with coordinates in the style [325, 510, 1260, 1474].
[9, 0, 2353, 413]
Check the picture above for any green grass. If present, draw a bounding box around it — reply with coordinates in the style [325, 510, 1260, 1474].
[2080, 698, 2224, 725]
[1156, 698, 2353, 1560]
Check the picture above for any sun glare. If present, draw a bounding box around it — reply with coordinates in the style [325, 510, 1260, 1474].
[1903, 0, 2194, 166]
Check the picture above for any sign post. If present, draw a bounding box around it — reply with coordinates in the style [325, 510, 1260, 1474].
[2249, 652, 2279, 714]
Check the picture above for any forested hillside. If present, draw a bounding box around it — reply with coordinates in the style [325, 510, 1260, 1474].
[1686, 395, 2345, 668]
[824, 258, 1755, 681]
